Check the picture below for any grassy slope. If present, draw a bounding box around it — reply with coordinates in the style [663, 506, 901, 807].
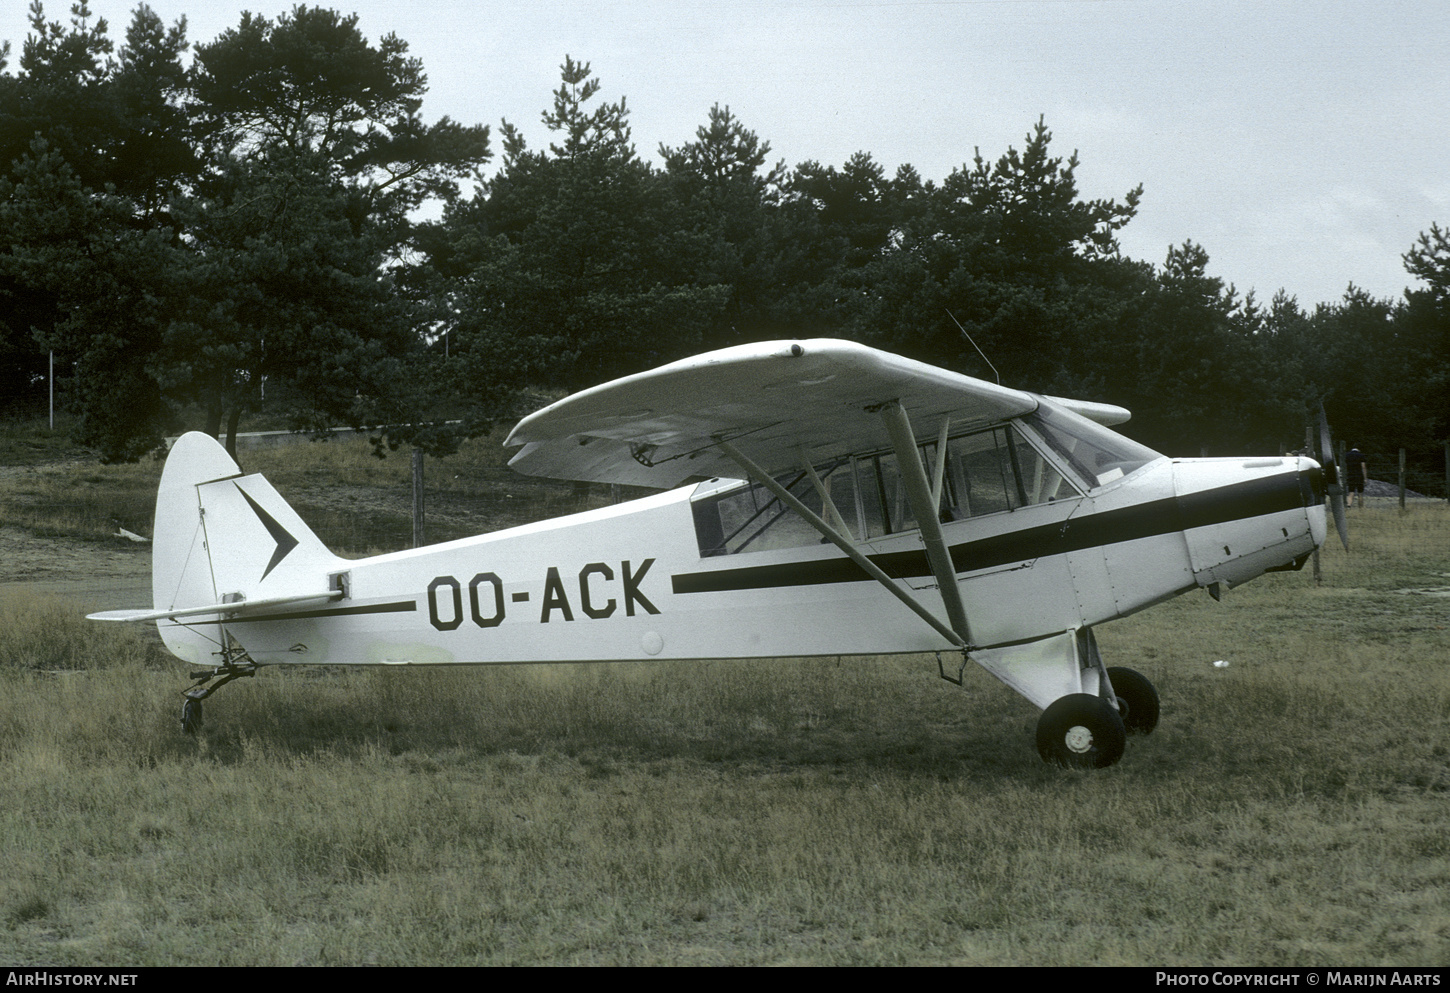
[0, 426, 605, 553]
[0, 451, 1446, 965]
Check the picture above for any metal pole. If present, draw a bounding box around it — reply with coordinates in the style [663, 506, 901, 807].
[1306, 422, 1320, 583]
[412, 447, 425, 548]
[48, 351, 53, 431]
[1399, 448, 1406, 511]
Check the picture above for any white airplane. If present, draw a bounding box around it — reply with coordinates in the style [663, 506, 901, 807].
[91, 339, 1342, 767]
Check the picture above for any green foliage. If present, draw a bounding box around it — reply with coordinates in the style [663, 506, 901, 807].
[1121, 242, 1279, 453]
[1240, 273, 1447, 493]
[1403, 223, 1450, 302]
[0, 138, 175, 459]
[0, 7, 1444, 478]
[1397, 225, 1450, 463]
[10, 1, 115, 183]
[442, 58, 731, 391]
[0, 3, 194, 430]
[541, 54, 633, 161]
[166, 149, 424, 442]
[831, 120, 1152, 431]
[180, 5, 493, 454]
[0, 3, 493, 460]
[189, 5, 488, 210]
[657, 104, 787, 349]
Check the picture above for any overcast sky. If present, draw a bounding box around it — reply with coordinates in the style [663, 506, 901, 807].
[5, 0, 1448, 309]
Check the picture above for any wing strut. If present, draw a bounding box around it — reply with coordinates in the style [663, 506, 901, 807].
[715, 439, 968, 650]
[878, 402, 974, 647]
[797, 447, 853, 538]
[931, 417, 950, 508]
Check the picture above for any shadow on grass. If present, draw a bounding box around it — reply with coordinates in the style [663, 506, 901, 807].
[138, 658, 1062, 783]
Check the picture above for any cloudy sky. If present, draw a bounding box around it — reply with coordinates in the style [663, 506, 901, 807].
[5, 0, 1448, 309]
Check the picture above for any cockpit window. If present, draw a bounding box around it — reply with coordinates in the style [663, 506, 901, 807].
[1024, 400, 1163, 489]
[690, 419, 1098, 558]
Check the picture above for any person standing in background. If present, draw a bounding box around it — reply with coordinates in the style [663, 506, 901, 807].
[1344, 446, 1367, 507]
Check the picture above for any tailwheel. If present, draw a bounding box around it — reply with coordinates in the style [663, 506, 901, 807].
[1036, 693, 1126, 768]
[1106, 666, 1160, 735]
[181, 695, 203, 735]
[179, 652, 256, 734]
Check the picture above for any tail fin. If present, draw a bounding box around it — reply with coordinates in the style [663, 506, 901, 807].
[151, 432, 342, 665]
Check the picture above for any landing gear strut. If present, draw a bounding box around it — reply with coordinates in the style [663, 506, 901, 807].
[1029, 629, 1163, 767]
[180, 651, 257, 734]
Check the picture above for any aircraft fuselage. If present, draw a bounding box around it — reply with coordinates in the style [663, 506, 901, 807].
[193, 454, 1323, 674]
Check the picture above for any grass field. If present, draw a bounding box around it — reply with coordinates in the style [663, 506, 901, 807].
[0, 442, 1447, 965]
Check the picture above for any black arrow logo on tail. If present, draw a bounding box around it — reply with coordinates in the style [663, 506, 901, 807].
[236, 484, 299, 581]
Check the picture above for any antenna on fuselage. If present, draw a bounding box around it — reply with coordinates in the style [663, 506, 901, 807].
[947, 310, 1000, 385]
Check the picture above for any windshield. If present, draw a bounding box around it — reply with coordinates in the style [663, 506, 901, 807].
[1025, 400, 1163, 489]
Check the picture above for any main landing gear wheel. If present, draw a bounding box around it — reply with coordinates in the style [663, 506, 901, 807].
[1036, 694, 1126, 768]
[1106, 666, 1160, 735]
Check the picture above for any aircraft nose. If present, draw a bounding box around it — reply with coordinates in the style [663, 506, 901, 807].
[1172, 456, 1327, 587]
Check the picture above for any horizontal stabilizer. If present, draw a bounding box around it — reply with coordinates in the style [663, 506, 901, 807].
[88, 590, 340, 624]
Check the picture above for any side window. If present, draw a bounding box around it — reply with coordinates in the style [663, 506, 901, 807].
[874, 450, 922, 534]
[692, 459, 857, 556]
[690, 423, 1084, 558]
[942, 424, 1080, 518]
[943, 428, 1015, 518]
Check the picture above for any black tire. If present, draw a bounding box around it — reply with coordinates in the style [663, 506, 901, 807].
[1036, 693, 1126, 768]
[181, 697, 203, 735]
[1106, 666, 1160, 735]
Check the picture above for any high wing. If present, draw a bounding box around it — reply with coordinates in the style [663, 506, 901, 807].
[506, 339, 1129, 488]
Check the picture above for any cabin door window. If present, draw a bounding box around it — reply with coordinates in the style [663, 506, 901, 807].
[691, 458, 858, 556]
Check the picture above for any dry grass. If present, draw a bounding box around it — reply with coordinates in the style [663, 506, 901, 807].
[0, 470, 1447, 963]
[0, 417, 88, 466]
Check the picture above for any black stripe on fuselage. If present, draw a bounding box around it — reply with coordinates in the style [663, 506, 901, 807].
[671, 469, 1308, 596]
[217, 600, 417, 624]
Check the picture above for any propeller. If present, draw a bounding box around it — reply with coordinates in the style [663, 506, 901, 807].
[1316, 403, 1350, 550]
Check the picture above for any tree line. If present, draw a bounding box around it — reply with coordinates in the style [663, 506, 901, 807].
[2, 3, 1446, 493]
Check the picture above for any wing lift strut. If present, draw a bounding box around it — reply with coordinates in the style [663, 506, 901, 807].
[715, 401, 975, 683]
[715, 400, 1140, 766]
